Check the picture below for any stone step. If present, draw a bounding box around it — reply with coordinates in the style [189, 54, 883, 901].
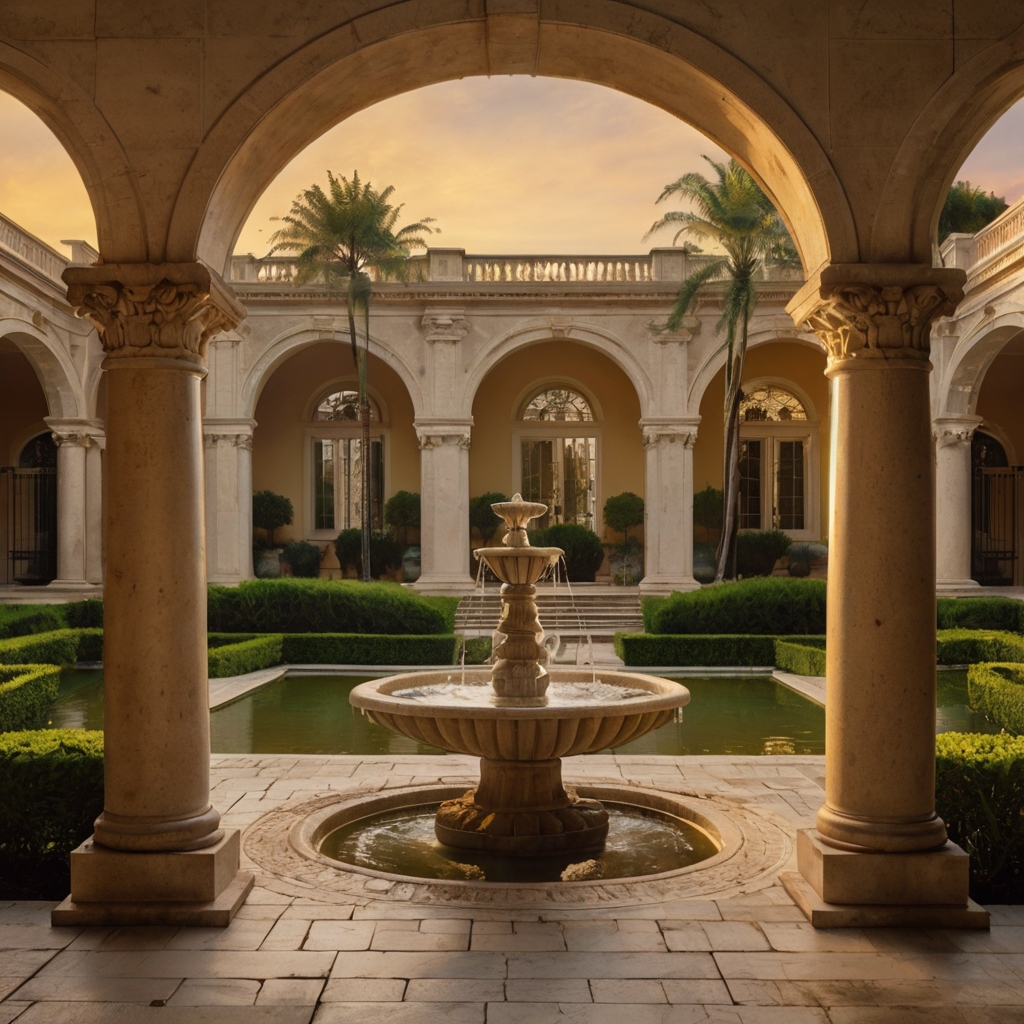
[455, 590, 643, 633]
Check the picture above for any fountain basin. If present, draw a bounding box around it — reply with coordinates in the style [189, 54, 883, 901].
[474, 545, 562, 585]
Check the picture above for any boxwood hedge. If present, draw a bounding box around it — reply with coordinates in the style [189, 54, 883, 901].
[0, 605, 65, 639]
[937, 629, 1024, 666]
[968, 662, 1024, 736]
[774, 639, 827, 676]
[615, 633, 824, 667]
[0, 629, 81, 667]
[0, 665, 61, 732]
[208, 635, 284, 678]
[937, 597, 1024, 633]
[0, 728, 105, 899]
[280, 633, 458, 665]
[936, 732, 1024, 903]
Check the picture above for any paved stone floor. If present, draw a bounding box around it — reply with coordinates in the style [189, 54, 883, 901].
[2, 754, 1024, 1022]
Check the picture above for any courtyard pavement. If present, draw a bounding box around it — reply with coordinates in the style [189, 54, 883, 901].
[2, 754, 1024, 1022]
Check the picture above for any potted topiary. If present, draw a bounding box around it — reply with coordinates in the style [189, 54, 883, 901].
[252, 490, 294, 578]
[281, 540, 323, 578]
[384, 490, 421, 580]
[603, 492, 645, 585]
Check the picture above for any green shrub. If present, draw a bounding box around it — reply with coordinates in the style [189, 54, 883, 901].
[208, 633, 259, 648]
[937, 629, 1024, 666]
[333, 530, 403, 578]
[252, 490, 293, 547]
[64, 600, 103, 629]
[532, 523, 605, 582]
[0, 729, 105, 899]
[0, 629, 81, 667]
[418, 596, 460, 633]
[642, 597, 667, 633]
[614, 633, 823, 667]
[736, 530, 792, 577]
[334, 528, 362, 575]
[0, 665, 61, 732]
[0, 605, 65, 639]
[652, 578, 827, 635]
[938, 597, 1024, 633]
[280, 633, 458, 665]
[75, 629, 103, 663]
[470, 492, 508, 543]
[281, 541, 323, 578]
[460, 637, 492, 664]
[936, 732, 1024, 903]
[208, 635, 284, 678]
[384, 490, 421, 546]
[774, 638, 827, 676]
[693, 485, 723, 537]
[603, 492, 644, 543]
[207, 579, 449, 635]
[968, 663, 1024, 736]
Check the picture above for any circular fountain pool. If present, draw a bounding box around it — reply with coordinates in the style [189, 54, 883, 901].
[317, 800, 719, 883]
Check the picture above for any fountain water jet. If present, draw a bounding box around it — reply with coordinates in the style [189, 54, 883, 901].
[349, 495, 690, 857]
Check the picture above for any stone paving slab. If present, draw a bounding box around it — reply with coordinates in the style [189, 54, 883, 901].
[1, 755, 1024, 1020]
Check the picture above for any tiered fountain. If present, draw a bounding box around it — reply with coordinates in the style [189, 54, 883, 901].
[349, 495, 691, 859]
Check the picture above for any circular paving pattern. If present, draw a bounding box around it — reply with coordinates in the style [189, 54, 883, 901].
[242, 782, 793, 909]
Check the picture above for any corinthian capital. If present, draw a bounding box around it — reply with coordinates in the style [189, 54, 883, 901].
[787, 265, 965, 370]
[63, 263, 246, 364]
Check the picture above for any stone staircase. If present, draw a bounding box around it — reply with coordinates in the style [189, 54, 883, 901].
[454, 587, 644, 636]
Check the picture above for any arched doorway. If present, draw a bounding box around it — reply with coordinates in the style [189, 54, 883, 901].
[971, 428, 1021, 586]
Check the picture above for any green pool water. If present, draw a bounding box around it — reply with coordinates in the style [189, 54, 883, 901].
[49, 668, 998, 757]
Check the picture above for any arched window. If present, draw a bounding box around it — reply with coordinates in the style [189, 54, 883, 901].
[310, 387, 384, 536]
[971, 429, 1015, 585]
[521, 387, 594, 422]
[314, 389, 381, 422]
[517, 385, 597, 529]
[737, 381, 818, 538]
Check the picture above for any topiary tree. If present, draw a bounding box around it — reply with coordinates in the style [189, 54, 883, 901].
[281, 540, 323, 578]
[541, 523, 606, 582]
[603, 492, 645, 544]
[252, 490, 293, 548]
[736, 530, 791, 578]
[384, 490, 421, 547]
[693, 484, 724, 541]
[470, 492, 509, 543]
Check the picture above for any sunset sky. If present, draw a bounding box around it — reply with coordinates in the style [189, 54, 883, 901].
[1, 76, 1022, 259]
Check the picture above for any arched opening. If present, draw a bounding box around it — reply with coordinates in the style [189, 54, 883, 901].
[251, 342, 417, 576]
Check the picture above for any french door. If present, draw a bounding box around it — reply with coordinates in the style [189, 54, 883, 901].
[738, 437, 806, 532]
[520, 436, 597, 530]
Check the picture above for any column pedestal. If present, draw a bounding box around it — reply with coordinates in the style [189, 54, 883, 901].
[788, 264, 989, 928]
[58, 262, 250, 926]
[413, 421, 475, 595]
[638, 421, 701, 594]
[935, 416, 982, 591]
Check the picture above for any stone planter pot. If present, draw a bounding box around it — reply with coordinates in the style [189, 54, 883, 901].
[253, 548, 282, 579]
[401, 545, 421, 583]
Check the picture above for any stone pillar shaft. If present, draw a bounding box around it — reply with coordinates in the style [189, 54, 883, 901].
[47, 425, 90, 586]
[204, 420, 256, 584]
[85, 433, 104, 585]
[934, 416, 982, 591]
[414, 421, 474, 594]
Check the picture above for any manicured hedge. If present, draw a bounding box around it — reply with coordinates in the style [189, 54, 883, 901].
[615, 633, 824, 667]
[280, 633, 458, 665]
[0, 665, 61, 732]
[937, 597, 1024, 634]
[774, 638, 827, 676]
[461, 636, 492, 665]
[207, 579, 451, 635]
[0, 629, 81, 667]
[641, 597, 667, 634]
[651, 578, 827, 636]
[208, 635, 284, 679]
[968, 663, 1024, 736]
[64, 600, 104, 629]
[937, 629, 1024, 666]
[0, 605, 65, 639]
[936, 732, 1024, 902]
[0, 728, 105, 899]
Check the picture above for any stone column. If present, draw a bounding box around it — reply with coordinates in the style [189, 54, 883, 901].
[45, 420, 94, 589]
[783, 265, 987, 928]
[54, 262, 252, 927]
[84, 428, 104, 585]
[934, 415, 982, 591]
[204, 420, 256, 584]
[638, 420, 701, 594]
[413, 420, 475, 595]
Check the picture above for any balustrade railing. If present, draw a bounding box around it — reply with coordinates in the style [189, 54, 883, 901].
[0, 213, 70, 283]
[462, 256, 654, 283]
[973, 196, 1024, 262]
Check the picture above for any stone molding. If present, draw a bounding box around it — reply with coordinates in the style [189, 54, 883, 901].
[788, 265, 965, 369]
[51, 430, 93, 449]
[933, 415, 983, 449]
[46, 417, 104, 449]
[640, 418, 700, 450]
[646, 315, 701, 343]
[63, 263, 246, 364]
[420, 308, 469, 343]
[417, 433, 472, 451]
[204, 433, 253, 450]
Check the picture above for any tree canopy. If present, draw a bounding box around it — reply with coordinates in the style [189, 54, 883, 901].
[939, 181, 1007, 242]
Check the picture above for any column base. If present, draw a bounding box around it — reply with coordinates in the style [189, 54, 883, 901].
[784, 828, 987, 928]
[638, 575, 701, 595]
[781, 872, 989, 929]
[414, 573, 477, 596]
[52, 829, 251, 927]
[936, 578, 982, 592]
[46, 580, 99, 591]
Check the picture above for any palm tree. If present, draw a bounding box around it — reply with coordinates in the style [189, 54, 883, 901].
[644, 157, 798, 582]
[271, 171, 434, 580]
[939, 180, 1007, 242]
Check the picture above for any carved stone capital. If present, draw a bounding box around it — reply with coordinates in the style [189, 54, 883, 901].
[933, 416, 982, 449]
[646, 316, 701, 344]
[420, 308, 469, 343]
[640, 419, 700, 450]
[417, 432, 472, 451]
[51, 430, 92, 449]
[788, 265, 965, 371]
[63, 263, 246, 364]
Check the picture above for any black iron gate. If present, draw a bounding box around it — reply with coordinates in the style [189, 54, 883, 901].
[1, 467, 57, 585]
[972, 466, 1021, 586]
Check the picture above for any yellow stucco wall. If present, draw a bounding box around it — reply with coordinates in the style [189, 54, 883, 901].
[0, 340, 49, 465]
[469, 339, 644, 543]
[976, 345, 1024, 464]
[252, 341, 419, 546]
[693, 340, 830, 539]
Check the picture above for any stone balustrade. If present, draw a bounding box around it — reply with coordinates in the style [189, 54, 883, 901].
[0, 212, 71, 283]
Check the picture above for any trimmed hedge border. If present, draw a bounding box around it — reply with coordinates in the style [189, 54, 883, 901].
[0, 629, 83, 667]
[0, 728, 105, 899]
[0, 605, 65, 639]
[937, 629, 1024, 666]
[0, 665, 61, 732]
[968, 663, 1024, 736]
[937, 732, 1024, 902]
[774, 639, 827, 676]
[615, 633, 825, 667]
[280, 633, 458, 666]
[208, 635, 284, 679]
